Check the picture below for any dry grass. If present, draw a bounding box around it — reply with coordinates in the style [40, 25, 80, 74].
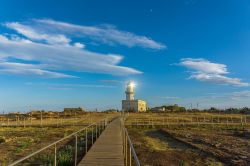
[125, 112, 250, 129]
[144, 135, 168, 151]
[0, 126, 77, 164]
[0, 112, 118, 165]
[128, 128, 223, 166]
[126, 112, 250, 166]
[0, 112, 115, 127]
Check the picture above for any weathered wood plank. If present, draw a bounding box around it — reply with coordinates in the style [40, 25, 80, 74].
[78, 119, 124, 166]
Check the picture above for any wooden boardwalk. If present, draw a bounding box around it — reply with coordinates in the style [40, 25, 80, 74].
[78, 118, 124, 166]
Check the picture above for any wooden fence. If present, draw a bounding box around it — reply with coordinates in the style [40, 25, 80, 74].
[125, 115, 249, 128]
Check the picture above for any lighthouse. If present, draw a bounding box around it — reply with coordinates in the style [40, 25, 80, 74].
[125, 81, 135, 100]
[122, 81, 147, 112]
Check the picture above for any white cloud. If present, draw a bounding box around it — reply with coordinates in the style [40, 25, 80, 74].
[0, 33, 142, 77]
[233, 91, 250, 97]
[0, 62, 76, 78]
[26, 82, 116, 88]
[179, 58, 249, 87]
[202, 91, 250, 105]
[190, 73, 249, 87]
[180, 58, 228, 74]
[73, 42, 85, 48]
[5, 22, 71, 45]
[0, 19, 155, 78]
[231, 91, 250, 100]
[5, 19, 166, 49]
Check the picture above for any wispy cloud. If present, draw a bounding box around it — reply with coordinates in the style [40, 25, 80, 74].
[99, 79, 122, 84]
[189, 73, 249, 87]
[160, 91, 250, 109]
[5, 19, 166, 49]
[231, 91, 250, 100]
[0, 61, 76, 78]
[0, 18, 151, 78]
[47, 87, 73, 90]
[179, 58, 249, 87]
[5, 22, 71, 46]
[201, 91, 250, 104]
[159, 96, 180, 100]
[180, 58, 228, 74]
[0, 35, 141, 75]
[26, 82, 116, 89]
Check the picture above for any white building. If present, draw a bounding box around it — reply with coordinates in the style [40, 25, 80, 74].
[122, 81, 147, 112]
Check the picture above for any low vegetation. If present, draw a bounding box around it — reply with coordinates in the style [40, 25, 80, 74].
[1, 111, 249, 165]
[126, 112, 250, 166]
[0, 112, 117, 165]
[150, 104, 250, 114]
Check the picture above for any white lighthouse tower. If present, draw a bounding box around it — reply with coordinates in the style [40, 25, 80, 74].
[122, 81, 147, 112]
[125, 81, 135, 100]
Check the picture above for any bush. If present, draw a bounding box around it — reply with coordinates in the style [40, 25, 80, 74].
[0, 136, 5, 143]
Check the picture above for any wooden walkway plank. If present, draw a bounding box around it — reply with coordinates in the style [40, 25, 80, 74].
[78, 118, 124, 166]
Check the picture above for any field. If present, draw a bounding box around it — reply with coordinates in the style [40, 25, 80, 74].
[125, 112, 250, 166]
[1, 112, 249, 166]
[0, 112, 118, 165]
[0, 111, 110, 127]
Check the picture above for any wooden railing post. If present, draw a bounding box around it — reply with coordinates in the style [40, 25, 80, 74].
[95, 124, 98, 139]
[54, 144, 57, 166]
[98, 123, 100, 136]
[40, 111, 43, 127]
[123, 127, 125, 155]
[8, 117, 109, 166]
[75, 134, 78, 166]
[92, 126, 94, 145]
[121, 117, 141, 166]
[226, 116, 229, 128]
[129, 146, 132, 166]
[85, 129, 88, 153]
[125, 135, 127, 166]
[24, 118, 26, 128]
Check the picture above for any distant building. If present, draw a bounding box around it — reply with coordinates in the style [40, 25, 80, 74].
[63, 107, 85, 114]
[150, 106, 166, 112]
[122, 81, 147, 112]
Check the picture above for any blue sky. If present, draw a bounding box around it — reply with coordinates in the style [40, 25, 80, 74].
[0, 0, 250, 112]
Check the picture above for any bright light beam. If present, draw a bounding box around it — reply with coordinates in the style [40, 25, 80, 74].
[129, 82, 136, 88]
